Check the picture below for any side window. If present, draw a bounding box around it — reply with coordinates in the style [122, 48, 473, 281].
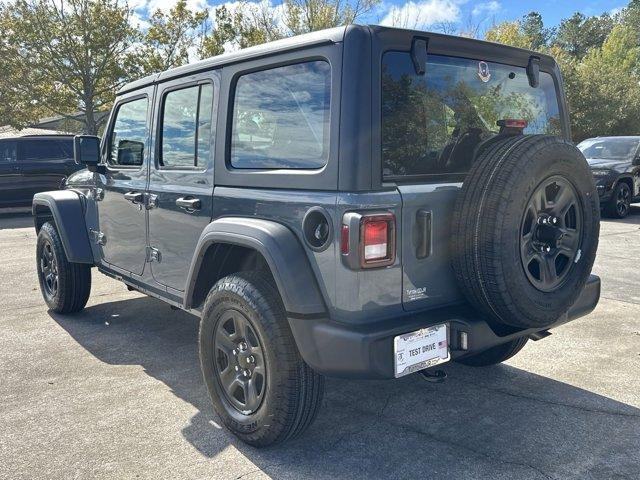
[0, 141, 16, 163]
[21, 139, 70, 161]
[160, 83, 213, 168]
[109, 97, 148, 167]
[231, 61, 331, 169]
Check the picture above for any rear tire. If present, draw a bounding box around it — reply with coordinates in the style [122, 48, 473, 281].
[36, 222, 91, 314]
[199, 271, 324, 447]
[455, 337, 528, 367]
[604, 181, 631, 219]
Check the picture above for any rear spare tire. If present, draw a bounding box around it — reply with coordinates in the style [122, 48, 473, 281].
[451, 135, 599, 329]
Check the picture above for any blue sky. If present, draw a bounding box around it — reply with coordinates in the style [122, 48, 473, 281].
[131, 0, 628, 33]
[465, 0, 624, 26]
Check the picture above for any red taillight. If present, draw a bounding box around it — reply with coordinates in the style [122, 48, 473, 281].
[498, 118, 528, 129]
[360, 213, 395, 267]
[340, 224, 350, 255]
[363, 219, 388, 260]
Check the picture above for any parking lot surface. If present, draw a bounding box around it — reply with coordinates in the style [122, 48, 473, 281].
[1, 208, 639, 480]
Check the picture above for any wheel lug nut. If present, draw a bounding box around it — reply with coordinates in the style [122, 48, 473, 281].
[232, 349, 237, 355]
[234, 365, 239, 371]
[248, 355, 255, 363]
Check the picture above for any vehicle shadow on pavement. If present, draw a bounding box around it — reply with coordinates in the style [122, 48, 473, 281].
[50, 297, 640, 480]
[602, 205, 640, 225]
[0, 211, 33, 230]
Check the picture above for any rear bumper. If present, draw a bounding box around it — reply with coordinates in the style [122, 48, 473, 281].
[289, 274, 600, 379]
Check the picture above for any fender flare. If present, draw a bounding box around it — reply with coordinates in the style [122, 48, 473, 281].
[32, 190, 94, 264]
[184, 217, 326, 316]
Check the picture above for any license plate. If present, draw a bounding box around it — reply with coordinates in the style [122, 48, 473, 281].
[394, 324, 450, 377]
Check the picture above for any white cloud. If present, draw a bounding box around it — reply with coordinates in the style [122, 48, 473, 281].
[131, 0, 209, 15]
[379, 0, 461, 30]
[471, 1, 500, 17]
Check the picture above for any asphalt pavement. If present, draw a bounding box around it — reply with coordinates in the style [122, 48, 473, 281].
[1, 207, 639, 480]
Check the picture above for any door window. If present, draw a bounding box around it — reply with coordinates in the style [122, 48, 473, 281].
[20, 139, 72, 161]
[109, 97, 148, 167]
[0, 141, 16, 163]
[230, 61, 331, 169]
[160, 83, 214, 168]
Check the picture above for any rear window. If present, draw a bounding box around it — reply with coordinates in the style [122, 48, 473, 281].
[21, 139, 72, 161]
[230, 61, 331, 169]
[381, 53, 562, 179]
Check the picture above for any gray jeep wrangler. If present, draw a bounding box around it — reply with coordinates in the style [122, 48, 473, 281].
[33, 25, 601, 447]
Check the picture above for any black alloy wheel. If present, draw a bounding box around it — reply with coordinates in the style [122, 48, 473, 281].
[213, 309, 266, 415]
[520, 175, 583, 292]
[40, 240, 59, 299]
[615, 182, 631, 218]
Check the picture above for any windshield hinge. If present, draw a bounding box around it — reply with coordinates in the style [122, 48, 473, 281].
[411, 38, 428, 76]
[527, 56, 540, 88]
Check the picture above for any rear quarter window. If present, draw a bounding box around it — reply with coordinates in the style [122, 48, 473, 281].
[230, 60, 331, 170]
[381, 52, 562, 179]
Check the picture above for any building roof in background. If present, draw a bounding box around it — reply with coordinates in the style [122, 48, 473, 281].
[0, 126, 72, 139]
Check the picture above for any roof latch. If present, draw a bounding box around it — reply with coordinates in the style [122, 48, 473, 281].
[526, 56, 540, 88]
[411, 38, 428, 76]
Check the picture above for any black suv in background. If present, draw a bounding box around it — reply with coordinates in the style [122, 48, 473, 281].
[32, 25, 601, 447]
[0, 134, 78, 208]
[578, 136, 640, 218]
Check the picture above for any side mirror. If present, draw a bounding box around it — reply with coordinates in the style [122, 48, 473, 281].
[73, 135, 101, 167]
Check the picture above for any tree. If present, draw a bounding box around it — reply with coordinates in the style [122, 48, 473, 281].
[485, 21, 534, 49]
[568, 24, 640, 141]
[137, 0, 208, 75]
[200, 0, 379, 56]
[1, 0, 138, 134]
[284, 0, 378, 35]
[553, 12, 615, 59]
[520, 12, 553, 50]
[199, 2, 283, 57]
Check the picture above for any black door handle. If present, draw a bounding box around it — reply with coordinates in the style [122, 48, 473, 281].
[124, 191, 144, 204]
[416, 210, 432, 259]
[176, 197, 201, 210]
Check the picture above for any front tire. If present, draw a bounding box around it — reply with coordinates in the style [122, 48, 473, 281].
[199, 271, 324, 447]
[604, 181, 631, 219]
[36, 222, 91, 314]
[455, 337, 528, 367]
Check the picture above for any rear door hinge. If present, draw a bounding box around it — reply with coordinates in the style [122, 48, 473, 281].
[146, 246, 161, 263]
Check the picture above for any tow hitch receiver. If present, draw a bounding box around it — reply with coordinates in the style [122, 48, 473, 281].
[419, 369, 447, 383]
[528, 330, 552, 341]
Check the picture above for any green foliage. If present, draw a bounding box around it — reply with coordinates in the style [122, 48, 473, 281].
[520, 12, 554, 51]
[1, 0, 138, 134]
[137, 0, 208, 75]
[199, 0, 379, 57]
[199, 3, 282, 58]
[486, 21, 535, 49]
[554, 12, 615, 59]
[569, 25, 640, 140]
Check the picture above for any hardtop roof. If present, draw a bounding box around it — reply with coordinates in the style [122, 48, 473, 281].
[118, 24, 556, 95]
